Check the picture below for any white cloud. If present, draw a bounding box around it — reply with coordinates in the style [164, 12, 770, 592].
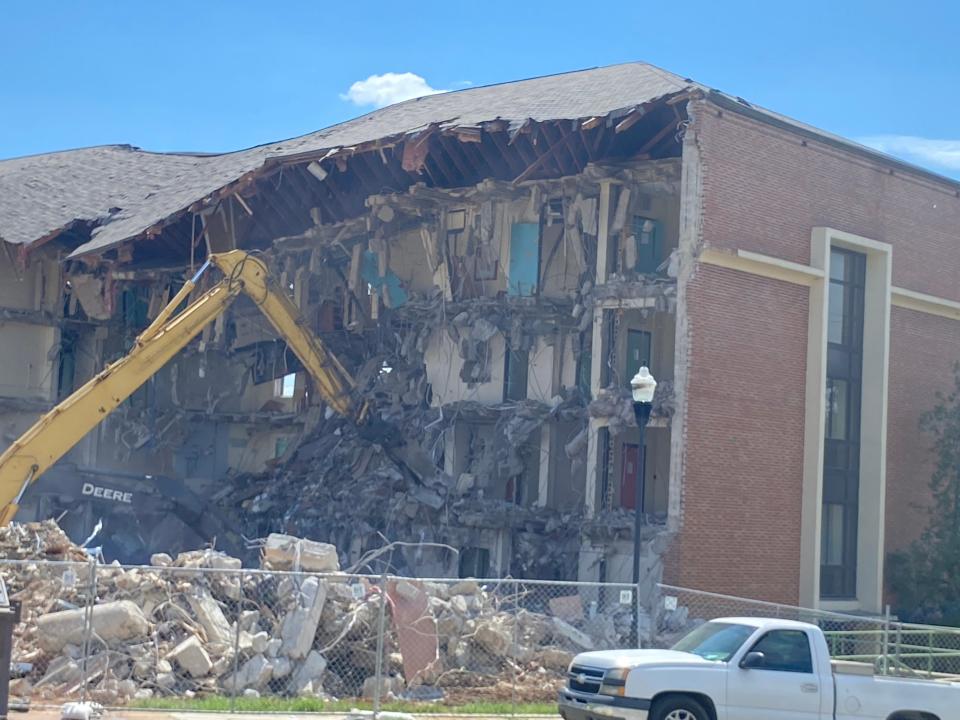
[341, 72, 446, 108]
[858, 134, 960, 173]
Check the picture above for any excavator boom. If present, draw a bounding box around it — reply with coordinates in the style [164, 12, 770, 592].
[0, 251, 357, 525]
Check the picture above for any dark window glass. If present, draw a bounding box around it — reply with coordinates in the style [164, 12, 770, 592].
[749, 631, 813, 674]
[504, 347, 529, 401]
[821, 248, 866, 600]
[826, 379, 848, 440]
[821, 503, 845, 566]
[459, 547, 490, 578]
[632, 216, 663, 274]
[829, 251, 846, 281]
[828, 281, 844, 343]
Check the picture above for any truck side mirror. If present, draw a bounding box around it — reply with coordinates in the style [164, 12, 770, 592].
[740, 651, 766, 669]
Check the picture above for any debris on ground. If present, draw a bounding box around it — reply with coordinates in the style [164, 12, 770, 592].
[0, 520, 649, 706]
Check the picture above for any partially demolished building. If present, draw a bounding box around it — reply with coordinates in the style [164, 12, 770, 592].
[2, 63, 959, 613]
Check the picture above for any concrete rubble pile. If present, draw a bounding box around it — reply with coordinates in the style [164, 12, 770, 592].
[225, 393, 588, 579]
[0, 522, 643, 706]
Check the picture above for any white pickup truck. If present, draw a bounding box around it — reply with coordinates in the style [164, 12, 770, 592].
[557, 617, 959, 720]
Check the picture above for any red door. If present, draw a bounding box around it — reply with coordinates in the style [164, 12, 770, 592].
[620, 444, 640, 510]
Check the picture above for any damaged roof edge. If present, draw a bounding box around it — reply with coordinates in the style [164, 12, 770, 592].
[15, 62, 958, 264]
[63, 94, 692, 261]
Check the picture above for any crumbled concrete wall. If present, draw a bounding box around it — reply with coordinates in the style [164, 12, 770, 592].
[11, 168, 680, 585]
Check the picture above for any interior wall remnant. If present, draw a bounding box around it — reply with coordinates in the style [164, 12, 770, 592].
[547, 420, 587, 511]
[0, 248, 60, 314]
[526, 336, 555, 402]
[0, 323, 58, 401]
[227, 424, 301, 474]
[610, 191, 681, 278]
[384, 227, 436, 293]
[425, 331, 507, 404]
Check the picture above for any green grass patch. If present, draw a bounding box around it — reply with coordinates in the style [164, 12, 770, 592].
[131, 695, 556, 715]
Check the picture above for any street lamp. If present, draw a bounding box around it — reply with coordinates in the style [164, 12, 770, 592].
[629, 366, 656, 647]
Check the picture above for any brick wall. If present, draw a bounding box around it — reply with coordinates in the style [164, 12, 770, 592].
[669, 263, 808, 603]
[885, 307, 960, 555]
[669, 99, 960, 604]
[696, 101, 960, 302]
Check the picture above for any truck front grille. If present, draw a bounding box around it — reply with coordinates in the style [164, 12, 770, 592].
[567, 665, 605, 694]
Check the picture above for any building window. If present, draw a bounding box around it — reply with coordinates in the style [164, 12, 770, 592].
[503, 347, 529, 401]
[632, 216, 663, 274]
[821, 248, 865, 600]
[274, 372, 296, 398]
[626, 329, 652, 375]
[505, 475, 525, 505]
[508, 223, 540, 296]
[458, 547, 490, 578]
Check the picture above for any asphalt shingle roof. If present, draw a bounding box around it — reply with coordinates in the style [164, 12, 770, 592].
[0, 63, 695, 257]
[1, 62, 954, 259]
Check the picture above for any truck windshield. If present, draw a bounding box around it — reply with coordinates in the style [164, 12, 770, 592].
[671, 622, 755, 662]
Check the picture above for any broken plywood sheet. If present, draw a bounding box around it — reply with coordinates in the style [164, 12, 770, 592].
[69, 274, 111, 320]
[387, 579, 439, 684]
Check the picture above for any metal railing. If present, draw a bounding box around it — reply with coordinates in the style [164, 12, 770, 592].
[3, 558, 960, 715]
[658, 584, 960, 678]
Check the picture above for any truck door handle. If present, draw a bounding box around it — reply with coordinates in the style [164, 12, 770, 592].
[800, 683, 819, 694]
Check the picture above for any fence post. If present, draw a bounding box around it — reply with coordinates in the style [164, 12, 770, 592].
[511, 580, 520, 717]
[880, 606, 889, 675]
[634, 580, 643, 649]
[373, 572, 389, 720]
[894, 622, 902, 674]
[229, 568, 244, 713]
[79, 560, 97, 703]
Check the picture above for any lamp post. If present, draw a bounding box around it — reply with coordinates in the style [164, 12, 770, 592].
[629, 366, 656, 647]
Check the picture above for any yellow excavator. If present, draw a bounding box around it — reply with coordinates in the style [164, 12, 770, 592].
[0, 250, 368, 527]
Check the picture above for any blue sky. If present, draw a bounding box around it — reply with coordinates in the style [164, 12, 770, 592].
[2, 1, 957, 178]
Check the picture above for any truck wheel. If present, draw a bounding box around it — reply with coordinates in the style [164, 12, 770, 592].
[651, 695, 710, 720]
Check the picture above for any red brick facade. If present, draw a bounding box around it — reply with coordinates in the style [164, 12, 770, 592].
[668, 98, 960, 604]
[885, 307, 960, 555]
[672, 264, 808, 603]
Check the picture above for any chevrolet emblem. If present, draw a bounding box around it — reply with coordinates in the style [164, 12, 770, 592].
[576, 673, 587, 684]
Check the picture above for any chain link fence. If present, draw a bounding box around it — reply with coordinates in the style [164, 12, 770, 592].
[657, 584, 960, 678]
[4, 559, 960, 714]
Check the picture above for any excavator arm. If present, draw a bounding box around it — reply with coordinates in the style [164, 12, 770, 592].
[0, 250, 359, 525]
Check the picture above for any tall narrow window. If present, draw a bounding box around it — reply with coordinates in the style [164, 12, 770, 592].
[821, 248, 865, 599]
[626, 330, 652, 375]
[632, 216, 663, 274]
[503, 347, 529, 401]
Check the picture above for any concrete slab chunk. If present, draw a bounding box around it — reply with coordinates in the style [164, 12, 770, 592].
[280, 577, 327, 659]
[36, 601, 149, 653]
[186, 589, 233, 650]
[263, 534, 339, 572]
[291, 650, 327, 695]
[166, 635, 212, 677]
